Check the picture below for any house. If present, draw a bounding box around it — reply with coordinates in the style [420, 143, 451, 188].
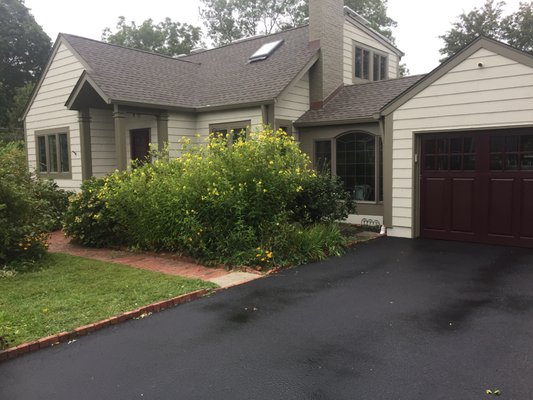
[23, 0, 533, 248]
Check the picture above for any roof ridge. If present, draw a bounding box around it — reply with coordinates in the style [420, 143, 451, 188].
[60, 33, 201, 65]
[182, 24, 309, 58]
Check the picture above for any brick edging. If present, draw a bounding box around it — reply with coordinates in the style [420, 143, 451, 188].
[0, 289, 211, 363]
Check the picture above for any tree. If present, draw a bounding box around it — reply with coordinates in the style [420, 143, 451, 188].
[200, 0, 397, 46]
[102, 17, 203, 56]
[439, 0, 533, 60]
[0, 0, 51, 129]
[2, 82, 34, 141]
[502, 2, 533, 53]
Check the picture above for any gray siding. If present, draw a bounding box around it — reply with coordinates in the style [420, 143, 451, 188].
[25, 43, 85, 191]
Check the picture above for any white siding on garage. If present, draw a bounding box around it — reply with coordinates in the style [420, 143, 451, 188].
[275, 72, 310, 124]
[343, 20, 399, 85]
[25, 42, 85, 191]
[89, 109, 116, 177]
[389, 48, 533, 239]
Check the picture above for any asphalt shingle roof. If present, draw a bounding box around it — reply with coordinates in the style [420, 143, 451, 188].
[61, 26, 318, 110]
[295, 74, 426, 125]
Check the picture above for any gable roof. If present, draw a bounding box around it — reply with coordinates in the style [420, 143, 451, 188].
[59, 26, 319, 112]
[295, 74, 425, 127]
[381, 36, 533, 116]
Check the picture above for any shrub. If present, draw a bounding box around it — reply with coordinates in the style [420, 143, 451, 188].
[0, 142, 48, 266]
[291, 172, 356, 224]
[32, 179, 72, 231]
[64, 128, 353, 267]
[63, 177, 125, 248]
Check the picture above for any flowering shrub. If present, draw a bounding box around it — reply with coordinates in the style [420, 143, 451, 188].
[64, 128, 353, 267]
[0, 142, 67, 268]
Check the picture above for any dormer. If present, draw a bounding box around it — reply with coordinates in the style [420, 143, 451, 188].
[343, 6, 404, 84]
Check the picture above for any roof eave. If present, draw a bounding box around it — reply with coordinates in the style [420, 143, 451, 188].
[294, 116, 379, 128]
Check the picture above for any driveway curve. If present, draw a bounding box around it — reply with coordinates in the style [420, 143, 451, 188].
[1, 238, 533, 399]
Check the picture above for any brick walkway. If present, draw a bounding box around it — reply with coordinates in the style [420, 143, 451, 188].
[48, 231, 232, 282]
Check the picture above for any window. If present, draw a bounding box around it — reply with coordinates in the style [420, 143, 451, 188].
[275, 119, 294, 137]
[315, 140, 332, 173]
[314, 132, 382, 202]
[249, 40, 284, 62]
[36, 128, 71, 178]
[490, 134, 533, 171]
[354, 43, 388, 82]
[210, 121, 250, 144]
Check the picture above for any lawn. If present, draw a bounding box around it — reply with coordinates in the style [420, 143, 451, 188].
[0, 253, 217, 349]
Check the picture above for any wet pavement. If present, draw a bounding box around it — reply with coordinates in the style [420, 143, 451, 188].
[1, 238, 533, 399]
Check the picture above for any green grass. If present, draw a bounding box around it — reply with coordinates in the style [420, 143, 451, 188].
[0, 253, 217, 349]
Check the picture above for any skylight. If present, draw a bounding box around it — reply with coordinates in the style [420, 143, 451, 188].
[249, 40, 284, 63]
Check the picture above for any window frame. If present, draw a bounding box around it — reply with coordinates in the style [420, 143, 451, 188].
[352, 41, 389, 83]
[313, 131, 383, 204]
[35, 127, 72, 179]
[209, 120, 251, 143]
[275, 119, 294, 137]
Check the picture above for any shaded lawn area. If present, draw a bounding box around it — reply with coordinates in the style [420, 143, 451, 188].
[0, 253, 217, 349]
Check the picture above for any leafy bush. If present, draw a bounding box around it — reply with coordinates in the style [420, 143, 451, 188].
[292, 172, 356, 224]
[64, 128, 353, 267]
[32, 179, 71, 231]
[0, 142, 47, 266]
[63, 177, 125, 248]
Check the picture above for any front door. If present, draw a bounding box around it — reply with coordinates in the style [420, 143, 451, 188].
[130, 129, 151, 165]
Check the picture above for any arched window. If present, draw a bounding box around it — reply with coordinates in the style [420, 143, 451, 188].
[336, 132, 380, 202]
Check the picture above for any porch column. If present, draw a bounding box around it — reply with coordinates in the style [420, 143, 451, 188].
[78, 109, 93, 180]
[157, 111, 169, 152]
[113, 105, 128, 171]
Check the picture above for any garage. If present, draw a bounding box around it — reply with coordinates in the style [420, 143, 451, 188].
[420, 128, 533, 247]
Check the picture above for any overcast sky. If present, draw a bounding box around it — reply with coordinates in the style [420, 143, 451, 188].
[24, 0, 523, 75]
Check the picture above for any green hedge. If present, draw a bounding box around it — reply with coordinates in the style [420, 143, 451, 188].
[64, 128, 355, 267]
[0, 142, 71, 268]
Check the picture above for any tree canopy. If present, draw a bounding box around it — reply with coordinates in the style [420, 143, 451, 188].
[102, 17, 203, 56]
[439, 0, 533, 60]
[200, 0, 397, 46]
[0, 0, 51, 130]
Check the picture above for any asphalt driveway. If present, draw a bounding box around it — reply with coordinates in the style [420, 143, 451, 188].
[1, 238, 533, 399]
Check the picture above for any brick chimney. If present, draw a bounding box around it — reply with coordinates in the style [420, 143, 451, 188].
[309, 0, 345, 109]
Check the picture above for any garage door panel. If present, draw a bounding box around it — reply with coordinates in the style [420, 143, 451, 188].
[422, 178, 447, 231]
[520, 179, 533, 239]
[487, 178, 515, 237]
[451, 178, 475, 233]
[420, 129, 533, 248]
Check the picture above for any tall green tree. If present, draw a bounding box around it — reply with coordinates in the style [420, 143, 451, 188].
[502, 1, 533, 53]
[439, 0, 533, 60]
[102, 17, 203, 56]
[0, 0, 51, 129]
[200, 0, 397, 46]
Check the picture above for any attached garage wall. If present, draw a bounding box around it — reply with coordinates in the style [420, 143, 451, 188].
[390, 48, 533, 238]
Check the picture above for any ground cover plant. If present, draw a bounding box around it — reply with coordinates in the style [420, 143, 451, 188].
[64, 128, 356, 268]
[0, 142, 70, 269]
[0, 253, 216, 349]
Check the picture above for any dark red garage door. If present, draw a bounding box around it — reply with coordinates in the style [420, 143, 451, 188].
[420, 128, 533, 248]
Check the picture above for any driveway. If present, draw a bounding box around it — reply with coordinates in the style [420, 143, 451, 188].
[1, 238, 533, 399]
